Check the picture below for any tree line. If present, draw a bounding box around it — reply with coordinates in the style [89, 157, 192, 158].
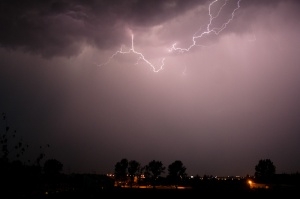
[113, 158, 280, 189]
[114, 158, 187, 189]
[1, 112, 300, 197]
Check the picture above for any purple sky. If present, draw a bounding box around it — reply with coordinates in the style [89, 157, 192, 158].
[1, 0, 300, 177]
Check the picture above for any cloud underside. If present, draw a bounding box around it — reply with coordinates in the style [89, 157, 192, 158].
[1, 0, 297, 58]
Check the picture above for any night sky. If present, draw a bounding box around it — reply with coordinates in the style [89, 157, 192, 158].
[1, 0, 300, 177]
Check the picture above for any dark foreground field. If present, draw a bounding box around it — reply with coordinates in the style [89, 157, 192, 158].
[8, 186, 298, 199]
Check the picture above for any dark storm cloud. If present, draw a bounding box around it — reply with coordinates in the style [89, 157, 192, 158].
[2, 0, 298, 58]
[214, 0, 300, 37]
[0, 0, 206, 58]
[241, 0, 299, 7]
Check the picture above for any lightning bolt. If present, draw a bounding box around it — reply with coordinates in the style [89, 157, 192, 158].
[99, 0, 242, 72]
[98, 34, 165, 73]
[169, 0, 241, 53]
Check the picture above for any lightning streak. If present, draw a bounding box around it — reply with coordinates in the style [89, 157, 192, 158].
[169, 0, 241, 53]
[99, 0, 241, 72]
[99, 34, 165, 73]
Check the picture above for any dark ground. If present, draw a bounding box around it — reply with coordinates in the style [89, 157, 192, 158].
[6, 186, 298, 199]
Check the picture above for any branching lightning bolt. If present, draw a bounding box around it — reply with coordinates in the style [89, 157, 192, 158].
[98, 34, 165, 73]
[99, 0, 241, 73]
[169, 0, 241, 53]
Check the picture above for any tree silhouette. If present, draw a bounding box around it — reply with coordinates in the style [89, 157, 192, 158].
[1, 112, 29, 162]
[44, 158, 63, 175]
[144, 160, 165, 188]
[114, 158, 128, 187]
[0, 112, 57, 197]
[43, 158, 63, 191]
[167, 160, 187, 189]
[128, 160, 141, 188]
[255, 158, 276, 183]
